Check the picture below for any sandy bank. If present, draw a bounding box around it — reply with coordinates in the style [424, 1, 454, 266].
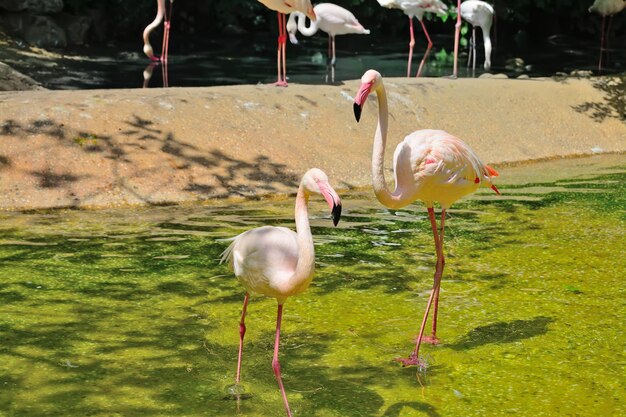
[0, 76, 624, 210]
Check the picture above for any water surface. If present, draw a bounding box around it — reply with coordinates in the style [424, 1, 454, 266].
[0, 154, 624, 416]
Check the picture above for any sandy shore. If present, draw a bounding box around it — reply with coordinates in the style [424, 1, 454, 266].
[0, 76, 624, 210]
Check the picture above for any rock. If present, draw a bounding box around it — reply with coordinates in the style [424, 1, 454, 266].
[0, 0, 63, 13]
[517, 74, 530, 79]
[23, 15, 67, 48]
[569, 70, 593, 78]
[0, 61, 46, 91]
[480, 73, 509, 79]
[505, 57, 525, 71]
[55, 13, 92, 45]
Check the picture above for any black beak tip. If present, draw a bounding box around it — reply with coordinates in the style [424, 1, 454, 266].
[353, 103, 361, 123]
[332, 203, 342, 226]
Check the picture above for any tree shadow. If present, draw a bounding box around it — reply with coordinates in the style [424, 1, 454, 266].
[382, 401, 440, 417]
[571, 74, 626, 123]
[449, 316, 554, 350]
[0, 114, 299, 209]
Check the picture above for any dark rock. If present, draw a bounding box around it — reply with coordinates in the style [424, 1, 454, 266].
[0, 0, 63, 13]
[56, 13, 92, 45]
[24, 15, 67, 48]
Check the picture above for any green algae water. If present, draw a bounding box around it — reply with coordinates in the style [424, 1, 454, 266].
[0, 155, 624, 417]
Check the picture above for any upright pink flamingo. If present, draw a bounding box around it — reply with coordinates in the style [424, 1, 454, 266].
[221, 168, 342, 416]
[377, 0, 448, 77]
[257, 0, 317, 86]
[142, 0, 174, 63]
[588, 0, 626, 70]
[352, 70, 500, 367]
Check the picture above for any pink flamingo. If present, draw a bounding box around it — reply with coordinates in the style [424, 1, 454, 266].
[377, 0, 448, 77]
[257, 0, 317, 86]
[352, 70, 500, 367]
[286, 3, 370, 66]
[221, 168, 342, 416]
[588, 0, 626, 70]
[142, 0, 174, 63]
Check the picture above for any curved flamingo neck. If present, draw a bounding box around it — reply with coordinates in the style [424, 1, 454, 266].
[143, 0, 166, 49]
[294, 12, 319, 36]
[371, 83, 411, 209]
[284, 184, 315, 297]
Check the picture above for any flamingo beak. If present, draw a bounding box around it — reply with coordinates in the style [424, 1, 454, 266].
[353, 81, 373, 122]
[307, 7, 317, 21]
[317, 181, 342, 226]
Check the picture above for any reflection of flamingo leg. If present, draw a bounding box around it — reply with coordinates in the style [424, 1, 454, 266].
[407, 17, 415, 77]
[415, 18, 432, 77]
[162, 58, 169, 87]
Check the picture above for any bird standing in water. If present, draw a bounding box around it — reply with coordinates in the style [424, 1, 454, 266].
[221, 168, 342, 416]
[286, 3, 370, 67]
[460, 0, 494, 72]
[377, 0, 448, 78]
[257, 0, 317, 86]
[142, 0, 174, 63]
[352, 70, 500, 367]
[588, 0, 626, 70]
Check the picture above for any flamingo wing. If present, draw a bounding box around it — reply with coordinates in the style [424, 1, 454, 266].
[221, 226, 298, 296]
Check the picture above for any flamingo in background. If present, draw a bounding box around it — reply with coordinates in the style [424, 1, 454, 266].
[143, 0, 174, 63]
[221, 168, 342, 417]
[287, 3, 370, 69]
[377, 0, 448, 78]
[257, 0, 317, 86]
[588, 0, 626, 70]
[460, 0, 494, 72]
[352, 70, 500, 367]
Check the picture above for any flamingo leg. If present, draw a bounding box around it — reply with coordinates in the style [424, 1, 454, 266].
[235, 293, 250, 384]
[394, 207, 444, 367]
[272, 304, 292, 417]
[415, 18, 433, 77]
[598, 15, 605, 71]
[452, 0, 462, 78]
[331, 35, 336, 67]
[274, 13, 288, 86]
[471, 26, 477, 73]
[425, 209, 446, 344]
[407, 16, 415, 78]
[161, 0, 173, 63]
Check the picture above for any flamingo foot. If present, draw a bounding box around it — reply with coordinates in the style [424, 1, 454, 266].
[272, 80, 288, 87]
[421, 335, 440, 345]
[393, 353, 427, 368]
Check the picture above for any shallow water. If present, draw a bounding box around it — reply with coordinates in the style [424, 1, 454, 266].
[0, 154, 624, 416]
[29, 32, 626, 90]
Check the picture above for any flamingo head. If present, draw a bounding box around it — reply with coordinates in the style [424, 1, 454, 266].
[286, 12, 300, 44]
[353, 69, 382, 122]
[302, 168, 342, 226]
[143, 43, 155, 59]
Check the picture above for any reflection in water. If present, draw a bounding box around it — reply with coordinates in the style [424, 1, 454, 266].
[0, 156, 624, 416]
[142, 60, 169, 88]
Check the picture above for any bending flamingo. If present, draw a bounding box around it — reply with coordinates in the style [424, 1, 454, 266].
[286, 3, 370, 67]
[588, 0, 626, 70]
[142, 0, 174, 63]
[352, 70, 499, 367]
[258, 0, 317, 86]
[377, 0, 448, 77]
[221, 168, 342, 416]
[460, 0, 494, 72]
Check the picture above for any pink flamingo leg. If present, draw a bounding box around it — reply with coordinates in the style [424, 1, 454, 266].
[394, 207, 445, 367]
[235, 293, 250, 384]
[452, 0, 462, 78]
[407, 17, 415, 77]
[274, 13, 288, 87]
[423, 209, 446, 344]
[415, 18, 433, 77]
[272, 304, 293, 417]
[161, 0, 173, 63]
